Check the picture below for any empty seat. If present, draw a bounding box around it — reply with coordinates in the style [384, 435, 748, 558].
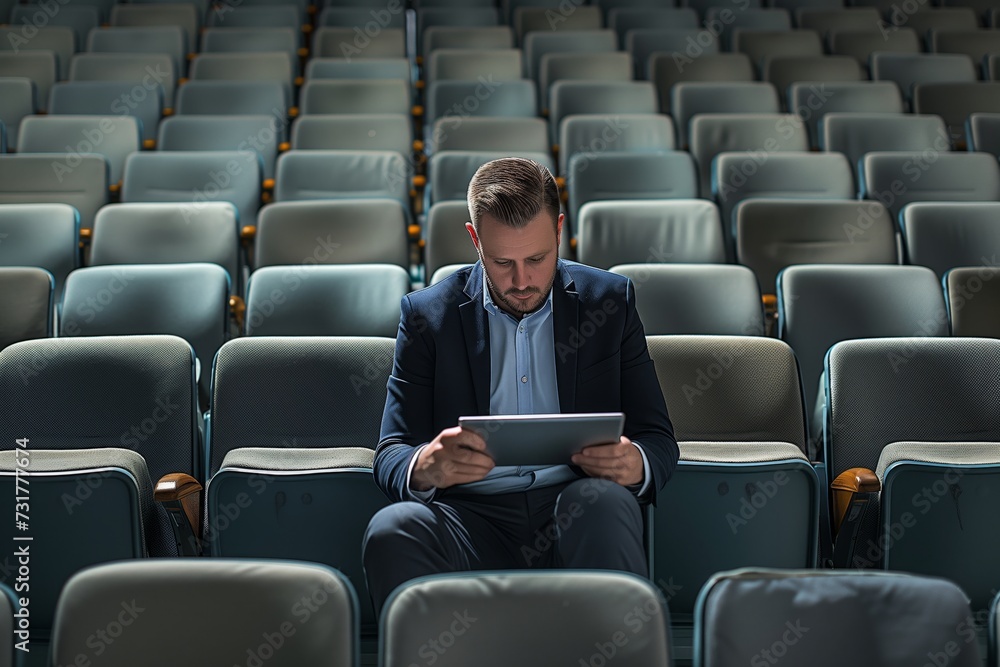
[424, 200, 477, 281]
[736, 199, 898, 297]
[558, 113, 675, 176]
[431, 117, 548, 155]
[273, 150, 410, 216]
[871, 52, 977, 104]
[0, 267, 52, 349]
[690, 113, 809, 199]
[426, 48, 522, 88]
[576, 199, 725, 269]
[651, 53, 755, 113]
[291, 114, 411, 156]
[797, 7, 882, 34]
[931, 29, 1000, 64]
[109, 3, 199, 46]
[245, 265, 409, 336]
[9, 5, 99, 46]
[422, 25, 513, 58]
[672, 83, 780, 149]
[946, 266, 1000, 336]
[19, 115, 142, 186]
[896, 7, 979, 37]
[200, 27, 299, 76]
[626, 28, 715, 79]
[704, 7, 791, 49]
[0, 52, 55, 112]
[733, 29, 823, 74]
[514, 6, 603, 44]
[829, 28, 921, 69]
[567, 152, 698, 230]
[913, 83, 1000, 145]
[122, 151, 262, 226]
[382, 572, 670, 666]
[425, 80, 536, 132]
[967, 111, 1000, 157]
[174, 81, 288, 130]
[901, 202, 1000, 278]
[523, 30, 617, 81]
[158, 115, 283, 181]
[612, 8, 700, 46]
[189, 53, 294, 106]
[49, 81, 162, 144]
[0, 203, 78, 298]
[299, 80, 410, 116]
[52, 560, 356, 667]
[549, 80, 657, 144]
[611, 264, 763, 335]
[428, 150, 555, 207]
[321, 6, 407, 29]
[417, 7, 500, 53]
[90, 203, 240, 290]
[255, 200, 409, 269]
[0, 154, 107, 229]
[696, 569, 982, 667]
[821, 113, 949, 180]
[313, 26, 405, 58]
[762, 55, 862, 100]
[87, 27, 187, 78]
[0, 26, 74, 80]
[789, 80, 904, 148]
[538, 51, 632, 114]
[205, 5, 300, 31]
[0, 77, 34, 150]
[305, 57, 410, 82]
[69, 53, 177, 108]
[429, 263, 467, 285]
[860, 151, 1000, 220]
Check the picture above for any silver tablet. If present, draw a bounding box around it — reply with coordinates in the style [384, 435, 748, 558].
[458, 413, 625, 466]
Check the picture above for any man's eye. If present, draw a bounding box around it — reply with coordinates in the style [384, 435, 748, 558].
[495, 260, 510, 267]
[528, 257, 544, 264]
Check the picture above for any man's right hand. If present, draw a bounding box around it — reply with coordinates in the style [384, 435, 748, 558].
[410, 426, 495, 491]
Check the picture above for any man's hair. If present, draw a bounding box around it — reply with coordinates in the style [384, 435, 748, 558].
[467, 157, 560, 232]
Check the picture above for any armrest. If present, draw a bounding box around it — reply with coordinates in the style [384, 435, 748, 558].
[830, 467, 880, 568]
[155, 473, 203, 556]
[831, 467, 880, 533]
[229, 295, 246, 332]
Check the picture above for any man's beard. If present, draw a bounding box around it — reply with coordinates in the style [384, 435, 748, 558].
[480, 256, 558, 317]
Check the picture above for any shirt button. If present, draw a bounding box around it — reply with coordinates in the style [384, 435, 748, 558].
[521, 375, 527, 383]
[519, 326, 524, 333]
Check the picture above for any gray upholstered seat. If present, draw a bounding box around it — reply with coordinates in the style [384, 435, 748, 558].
[19, 115, 142, 185]
[0, 27, 74, 79]
[422, 25, 513, 58]
[870, 52, 977, 104]
[559, 113, 675, 175]
[626, 27, 714, 79]
[122, 151, 261, 226]
[946, 267, 1000, 336]
[735, 199, 898, 297]
[313, 27, 405, 58]
[428, 150, 554, 208]
[109, 3, 199, 46]
[245, 264, 409, 336]
[0, 154, 107, 230]
[704, 7, 790, 49]
[0, 77, 33, 150]
[0, 267, 52, 349]
[611, 8, 700, 47]
[672, 83, 779, 149]
[418, 7, 500, 55]
[255, 199, 409, 269]
[611, 264, 764, 335]
[0, 203, 78, 298]
[305, 57, 410, 82]
[796, 7, 881, 34]
[762, 55, 862, 100]
[200, 27, 300, 74]
[913, 83, 1000, 145]
[291, 114, 412, 157]
[69, 53, 176, 107]
[651, 53, 755, 113]
[274, 150, 410, 216]
[967, 112, 1000, 157]
[788, 81, 904, 149]
[158, 115, 282, 180]
[514, 5, 602, 44]
[432, 117, 548, 155]
[829, 28, 920, 68]
[86, 26, 187, 78]
[175, 81, 287, 125]
[382, 572, 670, 667]
[189, 53, 294, 106]
[577, 199, 725, 269]
[426, 48, 522, 87]
[11, 5, 99, 46]
[860, 151, 1000, 220]
[733, 29, 823, 75]
[425, 80, 537, 136]
[204, 5, 300, 30]
[696, 569, 981, 667]
[429, 263, 469, 285]
[901, 202, 1000, 279]
[424, 200, 477, 281]
[51, 560, 357, 667]
[50, 81, 162, 144]
[903, 7, 979, 35]
[523, 30, 617, 80]
[538, 51, 631, 113]
[931, 29, 1000, 64]
[549, 80, 657, 144]
[0, 53, 56, 113]
[821, 112, 949, 182]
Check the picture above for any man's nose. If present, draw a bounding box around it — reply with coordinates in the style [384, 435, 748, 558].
[511, 263, 528, 290]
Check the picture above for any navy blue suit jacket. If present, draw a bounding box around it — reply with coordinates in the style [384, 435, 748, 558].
[374, 259, 679, 504]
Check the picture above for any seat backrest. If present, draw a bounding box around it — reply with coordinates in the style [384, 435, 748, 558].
[0, 267, 52, 349]
[10, 5, 99, 47]
[577, 199, 724, 269]
[829, 28, 920, 68]
[322, 5, 407, 28]
[821, 112, 949, 179]
[902, 202, 1000, 279]
[704, 7, 791, 49]
[733, 29, 823, 73]
[200, 27, 299, 71]
[903, 7, 979, 36]
[0, 52, 56, 112]
[49, 81, 162, 143]
[568, 151, 698, 226]
[273, 150, 410, 215]
[913, 83, 1000, 144]
[612, 8, 700, 45]
[122, 150, 262, 225]
[255, 199, 409, 269]
[612, 264, 764, 335]
[422, 26, 513, 57]
[932, 29, 1000, 65]
[523, 29, 617, 80]
[860, 151, 1000, 221]
[425, 80, 536, 127]
[209, 336, 396, 474]
[86, 26, 187, 78]
[418, 7, 500, 52]
[626, 27, 714, 79]
[967, 111, 1000, 156]
[736, 199, 897, 296]
[313, 27, 405, 58]
[672, 83, 780, 149]
[646, 335, 807, 448]
[291, 114, 411, 155]
[245, 265, 409, 337]
[696, 570, 981, 667]
[788, 81, 903, 148]
[826, 337, 1000, 476]
[52, 560, 357, 667]
[157, 115, 282, 180]
[558, 113, 675, 176]
[515, 5, 603, 44]
[870, 52, 976, 102]
[189, 52, 293, 105]
[429, 150, 554, 206]
[0, 154, 107, 229]
[651, 53, 755, 113]
[205, 5, 300, 30]
[426, 48, 522, 86]
[69, 53, 176, 107]
[19, 115, 141, 185]
[796, 7, 881, 33]
[690, 113, 809, 198]
[304, 56, 410, 82]
[946, 266, 1000, 337]
[538, 51, 631, 112]
[779, 265, 948, 424]
[762, 55, 862, 99]
[382, 572, 670, 667]
[549, 80, 657, 144]
[0, 26, 74, 80]
[0, 77, 33, 150]
[174, 81, 286, 121]
[109, 3, 199, 44]
[425, 200, 478, 280]
[299, 79, 410, 116]
[0, 203, 78, 297]
[432, 117, 548, 154]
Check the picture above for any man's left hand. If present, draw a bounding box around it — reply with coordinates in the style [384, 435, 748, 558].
[571, 436, 643, 487]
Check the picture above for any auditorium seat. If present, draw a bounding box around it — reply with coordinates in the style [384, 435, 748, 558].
[274, 150, 411, 217]
[109, 3, 199, 47]
[611, 265, 764, 335]
[549, 80, 657, 145]
[538, 51, 632, 114]
[305, 57, 410, 82]
[322, 6, 407, 28]
[51, 560, 357, 667]
[651, 53, 755, 113]
[313, 27, 405, 58]
[299, 80, 410, 116]
[86, 27, 187, 78]
[626, 28, 715, 79]
[967, 111, 1000, 156]
[913, 83, 1000, 145]
[859, 151, 1000, 220]
[426, 48, 522, 88]
[705, 7, 791, 50]
[255, 200, 409, 269]
[788, 81, 904, 149]
[381, 572, 671, 667]
[425, 80, 537, 137]
[946, 267, 1000, 337]
[733, 29, 823, 76]
[612, 8, 700, 47]
[778, 265, 947, 453]
[558, 113, 675, 176]
[158, 115, 281, 181]
[69, 53, 177, 108]
[10, 6, 98, 48]
[695, 569, 982, 667]
[245, 265, 409, 336]
[206, 336, 394, 634]
[0, 267, 52, 349]
[735, 199, 898, 297]
[422, 26, 513, 58]
[762, 56, 863, 103]
[189, 53, 295, 107]
[576, 199, 725, 269]
[828, 28, 921, 71]
[901, 202, 1000, 279]
[291, 115, 412, 158]
[898, 7, 979, 38]
[0, 77, 34, 150]
[122, 151, 262, 226]
[424, 201, 477, 281]
[0, 154, 107, 230]
[432, 117, 548, 155]
[523, 30, 617, 81]
[429, 150, 555, 208]
[931, 29, 1000, 65]
[821, 113, 949, 183]
[0, 52, 56, 113]
[0, 203, 78, 298]
[0, 26, 74, 79]
[514, 6, 602, 45]
[204, 5, 300, 31]
[201, 28, 300, 74]
[796, 7, 881, 34]
[429, 263, 467, 284]
[672, 83, 780, 149]
[417, 7, 500, 54]
[871, 52, 977, 105]
[19, 115, 141, 186]
[49, 81, 162, 145]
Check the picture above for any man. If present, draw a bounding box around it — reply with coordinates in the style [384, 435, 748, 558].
[363, 157, 677, 614]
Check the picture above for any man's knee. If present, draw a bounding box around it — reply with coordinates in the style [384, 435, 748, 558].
[363, 501, 435, 560]
[556, 478, 641, 530]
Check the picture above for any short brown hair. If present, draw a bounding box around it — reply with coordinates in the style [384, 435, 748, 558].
[467, 157, 560, 232]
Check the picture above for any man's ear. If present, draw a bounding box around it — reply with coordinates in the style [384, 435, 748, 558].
[465, 222, 480, 251]
[556, 213, 564, 247]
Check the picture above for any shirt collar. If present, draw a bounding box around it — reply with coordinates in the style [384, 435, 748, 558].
[481, 265, 554, 321]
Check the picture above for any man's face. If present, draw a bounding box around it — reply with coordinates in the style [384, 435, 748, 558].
[466, 210, 563, 318]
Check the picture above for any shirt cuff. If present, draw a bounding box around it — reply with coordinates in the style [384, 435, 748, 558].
[631, 441, 652, 496]
[405, 444, 437, 502]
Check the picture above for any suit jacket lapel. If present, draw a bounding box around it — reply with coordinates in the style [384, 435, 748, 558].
[459, 263, 491, 415]
[552, 261, 578, 413]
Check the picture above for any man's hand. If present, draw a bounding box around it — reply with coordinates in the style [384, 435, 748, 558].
[571, 436, 644, 487]
[410, 426, 496, 492]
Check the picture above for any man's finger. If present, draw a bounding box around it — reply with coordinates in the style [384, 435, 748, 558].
[577, 443, 628, 459]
